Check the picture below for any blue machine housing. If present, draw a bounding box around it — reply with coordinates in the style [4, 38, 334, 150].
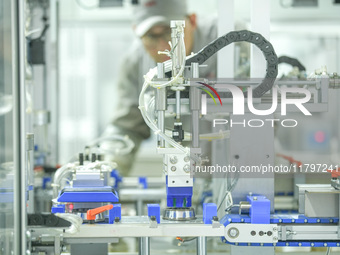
[166, 176, 192, 207]
[57, 186, 119, 203]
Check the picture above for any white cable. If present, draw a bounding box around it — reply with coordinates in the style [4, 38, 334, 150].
[138, 24, 202, 164]
[87, 135, 135, 156]
[52, 163, 78, 198]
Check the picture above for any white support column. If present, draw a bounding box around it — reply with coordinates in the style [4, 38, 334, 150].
[250, 0, 270, 78]
[217, 0, 234, 78]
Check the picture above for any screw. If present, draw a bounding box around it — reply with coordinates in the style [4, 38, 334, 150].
[267, 231, 272, 236]
[253, 197, 258, 201]
[26, 231, 31, 240]
[234, 155, 239, 159]
[184, 156, 190, 162]
[228, 227, 239, 238]
[170, 156, 178, 164]
[259, 231, 264, 236]
[183, 164, 190, 173]
[251, 231, 256, 236]
[171, 166, 176, 172]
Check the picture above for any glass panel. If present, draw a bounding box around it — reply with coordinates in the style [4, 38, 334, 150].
[0, 1, 15, 254]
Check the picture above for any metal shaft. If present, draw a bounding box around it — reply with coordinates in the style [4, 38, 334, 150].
[139, 237, 150, 255]
[156, 63, 166, 147]
[190, 62, 201, 148]
[197, 236, 207, 255]
[176, 90, 181, 120]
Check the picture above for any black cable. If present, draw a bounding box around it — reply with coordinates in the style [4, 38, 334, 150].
[166, 30, 278, 98]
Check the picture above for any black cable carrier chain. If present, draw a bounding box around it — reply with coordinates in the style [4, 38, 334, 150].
[167, 30, 279, 98]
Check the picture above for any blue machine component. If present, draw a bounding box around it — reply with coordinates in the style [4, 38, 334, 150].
[166, 176, 192, 207]
[51, 204, 65, 213]
[200, 190, 213, 205]
[247, 195, 270, 224]
[167, 187, 192, 207]
[42, 177, 52, 190]
[108, 203, 121, 224]
[57, 186, 119, 203]
[110, 169, 123, 189]
[138, 177, 148, 189]
[147, 204, 160, 223]
[203, 203, 217, 224]
[220, 213, 340, 247]
[0, 190, 13, 203]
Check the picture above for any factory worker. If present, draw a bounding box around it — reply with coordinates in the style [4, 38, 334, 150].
[101, 0, 217, 175]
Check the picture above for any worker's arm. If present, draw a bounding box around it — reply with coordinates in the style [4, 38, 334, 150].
[101, 52, 150, 175]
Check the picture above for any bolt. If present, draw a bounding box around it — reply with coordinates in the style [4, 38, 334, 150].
[311, 243, 314, 247]
[183, 164, 190, 173]
[234, 155, 239, 159]
[171, 166, 176, 172]
[317, 219, 320, 223]
[170, 156, 178, 164]
[324, 243, 327, 247]
[184, 156, 190, 162]
[253, 197, 257, 201]
[26, 231, 31, 240]
[273, 237, 278, 241]
[228, 227, 239, 238]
